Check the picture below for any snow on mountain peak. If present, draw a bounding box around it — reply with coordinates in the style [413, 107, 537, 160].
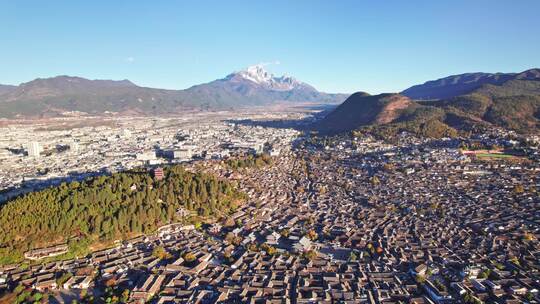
[241, 64, 273, 84]
[226, 64, 306, 91]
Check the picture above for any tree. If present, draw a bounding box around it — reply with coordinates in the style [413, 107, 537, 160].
[523, 232, 535, 241]
[478, 269, 491, 279]
[56, 272, 73, 287]
[183, 252, 196, 263]
[261, 243, 277, 255]
[370, 176, 380, 185]
[0, 164, 246, 265]
[382, 163, 395, 172]
[33, 293, 43, 302]
[303, 250, 318, 261]
[152, 246, 170, 260]
[434, 280, 447, 292]
[367, 243, 375, 254]
[247, 243, 259, 252]
[306, 229, 318, 241]
[120, 289, 130, 303]
[224, 217, 235, 227]
[509, 257, 521, 267]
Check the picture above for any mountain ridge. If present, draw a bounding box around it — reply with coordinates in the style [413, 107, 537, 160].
[314, 92, 410, 133]
[0, 66, 348, 118]
[402, 68, 540, 100]
[316, 68, 540, 137]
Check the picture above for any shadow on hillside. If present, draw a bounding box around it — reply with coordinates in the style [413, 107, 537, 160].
[0, 171, 105, 204]
[225, 118, 312, 131]
[226, 104, 338, 131]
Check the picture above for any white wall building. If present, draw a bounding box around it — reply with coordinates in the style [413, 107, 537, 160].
[27, 141, 42, 158]
[136, 151, 156, 161]
[173, 148, 192, 160]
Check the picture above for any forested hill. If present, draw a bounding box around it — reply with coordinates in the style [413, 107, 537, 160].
[0, 166, 246, 265]
[401, 68, 540, 100]
[314, 69, 540, 138]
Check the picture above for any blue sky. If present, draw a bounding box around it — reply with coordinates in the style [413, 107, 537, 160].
[0, 0, 539, 94]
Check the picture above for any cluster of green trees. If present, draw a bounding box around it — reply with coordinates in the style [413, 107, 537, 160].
[259, 243, 277, 255]
[302, 250, 318, 261]
[354, 87, 539, 139]
[462, 291, 483, 304]
[484, 95, 540, 132]
[224, 154, 273, 170]
[354, 105, 460, 140]
[319, 78, 540, 139]
[0, 284, 46, 304]
[152, 246, 171, 260]
[433, 279, 447, 292]
[0, 165, 245, 264]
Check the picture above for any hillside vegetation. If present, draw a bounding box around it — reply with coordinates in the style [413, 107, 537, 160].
[224, 154, 273, 170]
[402, 68, 540, 100]
[0, 67, 348, 118]
[0, 166, 245, 264]
[314, 92, 407, 133]
[315, 69, 540, 138]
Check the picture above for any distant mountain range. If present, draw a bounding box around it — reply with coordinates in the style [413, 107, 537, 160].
[402, 68, 540, 100]
[0, 65, 348, 118]
[315, 68, 540, 136]
[182, 65, 347, 109]
[0, 84, 16, 96]
[5, 66, 540, 136]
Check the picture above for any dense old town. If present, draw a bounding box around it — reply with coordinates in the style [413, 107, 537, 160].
[0, 114, 539, 304]
[2, 0, 540, 303]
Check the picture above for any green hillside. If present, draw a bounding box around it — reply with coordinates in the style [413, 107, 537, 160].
[0, 165, 245, 265]
[316, 70, 540, 138]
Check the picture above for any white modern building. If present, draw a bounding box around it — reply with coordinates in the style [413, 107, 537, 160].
[27, 141, 42, 158]
[136, 151, 156, 161]
[173, 148, 192, 160]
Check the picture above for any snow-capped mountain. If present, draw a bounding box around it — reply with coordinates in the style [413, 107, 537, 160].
[182, 64, 348, 107]
[225, 65, 315, 91]
[232, 65, 274, 85]
[0, 66, 349, 117]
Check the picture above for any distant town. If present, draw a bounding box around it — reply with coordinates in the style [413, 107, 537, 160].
[0, 108, 539, 304]
[0, 110, 308, 203]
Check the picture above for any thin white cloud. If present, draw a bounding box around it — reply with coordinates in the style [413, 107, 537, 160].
[124, 57, 135, 63]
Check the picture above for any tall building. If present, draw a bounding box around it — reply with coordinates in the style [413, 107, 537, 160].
[250, 142, 264, 155]
[27, 141, 42, 158]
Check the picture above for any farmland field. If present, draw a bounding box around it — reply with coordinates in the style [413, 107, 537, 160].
[476, 153, 514, 158]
